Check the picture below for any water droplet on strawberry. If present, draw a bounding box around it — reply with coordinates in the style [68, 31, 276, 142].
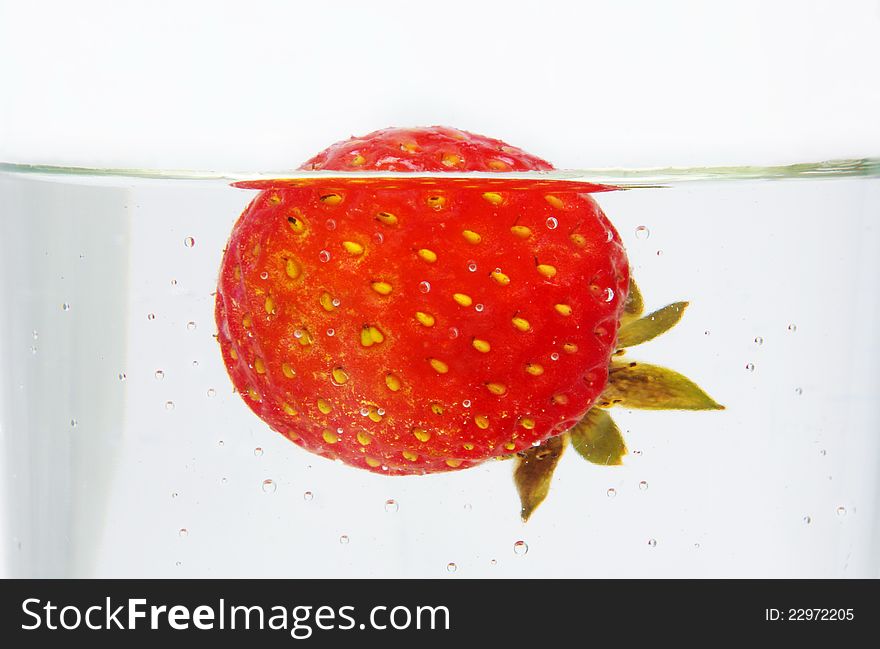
[376, 408, 385, 416]
[373, 232, 384, 244]
[513, 541, 528, 555]
[448, 327, 459, 340]
[331, 298, 341, 307]
[462, 400, 471, 408]
[419, 281, 431, 293]
[635, 225, 650, 240]
[293, 330, 303, 339]
[261, 479, 276, 494]
[326, 328, 335, 337]
[603, 288, 615, 302]
[325, 219, 337, 231]
[360, 407, 369, 417]
[545, 217, 558, 230]
[467, 260, 477, 272]
[474, 303, 484, 312]
[259, 271, 268, 280]
[319, 250, 331, 263]
[550, 352, 560, 361]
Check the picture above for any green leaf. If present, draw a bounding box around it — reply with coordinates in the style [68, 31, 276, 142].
[600, 361, 725, 410]
[513, 435, 566, 522]
[569, 408, 627, 466]
[617, 302, 689, 348]
[620, 277, 644, 325]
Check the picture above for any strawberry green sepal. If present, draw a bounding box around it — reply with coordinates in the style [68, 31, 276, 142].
[513, 278, 724, 521]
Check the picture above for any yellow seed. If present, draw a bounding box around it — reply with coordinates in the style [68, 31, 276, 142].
[282, 402, 297, 416]
[446, 459, 463, 468]
[453, 293, 473, 307]
[319, 292, 336, 312]
[428, 358, 449, 374]
[526, 363, 545, 376]
[555, 303, 572, 317]
[229, 347, 238, 361]
[317, 399, 332, 414]
[461, 229, 482, 244]
[490, 269, 510, 285]
[482, 192, 504, 205]
[400, 141, 419, 153]
[472, 339, 491, 353]
[247, 387, 261, 402]
[287, 210, 306, 233]
[475, 415, 489, 429]
[369, 326, 384, 344]
[385, 373, 401, 392]
[512, 316, 531, 332]
[417, 248, 437, 263]
[242, 314, 252, 329]
[441, 152, 462, 167]
[430, 403, 444, 415]
[357, 432, 372, 446]
[254, 357, 266, 374]
[376, 211, 398, 226]
[426, 195, 446, 209]
[252, 243, 261, 258]
[487, 159, 509, 171]
[570, 233, 587, 247]
[268, 193, 282, 205]
[322, 429, 339, 444]
[359, 325, 384, 347]
[415, 311, 435, 327]
[282, 362, 295, 378]
[521, 418, 536, 430]
[342, 241, 364, 255]
[563, 342, 578, 354]
[545, 194, 565, 209]
[296, 330, 313, 346]
[264, 296, 275, 314]
[285, 258, 301, 279]
[287, 430, 300, 440]
[463, 442, 475, 451]
[319, 193, 343, 206]
[371, 281, 392, 296]
[504, 442, 516, 451]
[368, 409, 382, 423]
[510, 225, 532, 239]
[331, 368, 349, 385]
[365, 456, 382, 468]
[233, 265, 241, 280]
[413, 428, 431, 442]
[537, 264, 557, 279]
[402, 450, 418, 462]
[486, 382, 507, 396]
[351, 154, 366, 166]
[553, 394, 570, 405]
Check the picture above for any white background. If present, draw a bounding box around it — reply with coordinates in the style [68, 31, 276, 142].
[1, 0, 879, 170]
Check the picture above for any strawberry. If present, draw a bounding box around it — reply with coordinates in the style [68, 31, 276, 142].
[216, 126, 628, 476]
[216, 126, 722, 518]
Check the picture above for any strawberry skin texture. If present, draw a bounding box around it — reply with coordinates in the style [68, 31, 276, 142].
[215, 127, 629, 475]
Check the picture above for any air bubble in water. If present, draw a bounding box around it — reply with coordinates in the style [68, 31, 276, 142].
[187, 321, 196, 330]
[170, 279, 178, 286]
[147, 313, 156, 321]
[62, 303, 70, 311]
[207, 388, 216, 397]
[795, 387, 803, 395]
[635, 225, 650, 240]
[419, 281, 431, 293]
[262, 479, 276, 494]
[656, 250, 663, 256]
[467, 260, 477, 272]
[70, 419, 78, 428]
[489, 559, 497, 566]
[339, 535, 350, 544]
[176, 561, 182, 567]
[171, 492, 178, 499]
[192, 360, 199, 368]
[384, 499, 398, 513]
[184, 237, 195, 248]
[179, 528, 188, 537]
[319, 250, 331, 263]
[463, 503, 472, 511]
[754, 336, 764, 345]
[303, 491, 314, 501]
[32, 330, 38, 340]
[819, 449, 827, 457]
[446, 562, 457, 573]
[788, 323, 797, 332]
[513, 541, 528, 556]
[165, 401, 175, 410]
[545, 217, 558, 230]
[803, 515, 812, 524]
[218, 440, 224, 447]
[638, 480, 649, 491]
[254, 447, 263, 457]
[155, 370, 165, 380]
[836, 506, 847, 517]
[607, 488, 617, 498]
[745, 363, 755, 372]
[221, 477, 228, 484]
[647, 539, 657, 548]
[118, 372, 127, 381]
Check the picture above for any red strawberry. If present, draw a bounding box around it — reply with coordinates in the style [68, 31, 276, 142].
[215, 126, 629, 476]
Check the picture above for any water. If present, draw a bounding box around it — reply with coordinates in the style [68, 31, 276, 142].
[1, 160, 879, 577]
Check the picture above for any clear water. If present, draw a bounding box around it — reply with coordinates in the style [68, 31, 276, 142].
[1, 160, 879, 578]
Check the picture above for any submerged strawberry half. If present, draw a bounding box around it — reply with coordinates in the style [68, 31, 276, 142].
[215, 126, 629, 475]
